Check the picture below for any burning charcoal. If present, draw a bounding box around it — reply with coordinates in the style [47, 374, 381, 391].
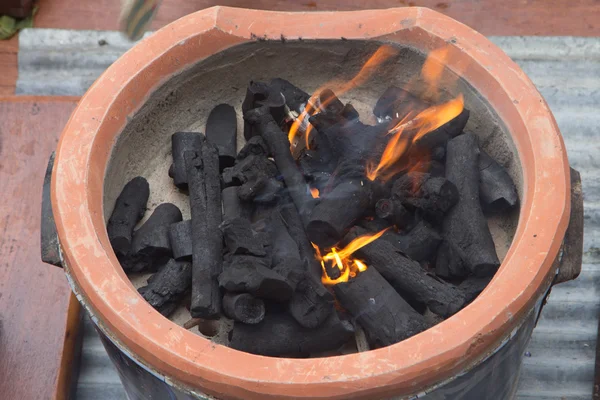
[169, 220, 192, 261]
[373, 87, 428, 120]
[392, 172, 459, 222]
[219, 255, 293, 302]
[107, 176, 150, 258]
[238, 177, 283, 203]
[205, 104, 237, 171]
[222, 293, 265, 324]
[345, 226, 467, 318]
[298, 149, 336, 180]
[222, 154, 279, 187]
[411, 108, 470, 152]
[221, 217, 268, 257]
[333, 267, 428, 348]
[341, 103, 360, 121]
[383, 220, 442, 263]
[375, 198, 416, 231]
[319, 89, 345, 115]
[444, 133, 500, 277]
[410, 160, 446, 177]
[222, 186, 251, 220]
[138, 259, 191, 318]
[435, 240, 469, 279]
[245, 107, 315, 219]
[236, 136, 269, 161]
[229, 311, 354, 357]
[242, 81, 286, 140]
[359, 217, 392, 233]
[268, 211, 304, 288]
[170, 132, 204, 189]
[186, 141, 223, 319]
[128, 203, 183, 272]
[459, 276, 493, 303]
[479, 149, 518, 212]
[269, 78, 310, 114]
[279, 202, 335, 328]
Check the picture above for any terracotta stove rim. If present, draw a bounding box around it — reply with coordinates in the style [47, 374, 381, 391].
[51, 6, 571, 399]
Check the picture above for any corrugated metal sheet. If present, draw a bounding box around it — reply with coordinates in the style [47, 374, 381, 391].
[17, 30, 599, 399]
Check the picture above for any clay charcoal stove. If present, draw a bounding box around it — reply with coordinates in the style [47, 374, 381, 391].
[105, 43, 520, 359]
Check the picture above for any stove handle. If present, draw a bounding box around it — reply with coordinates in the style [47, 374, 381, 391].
[40, 152, 62, 267]
[554, 167, 584, 284]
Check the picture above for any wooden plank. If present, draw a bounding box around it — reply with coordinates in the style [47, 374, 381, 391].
[0, 36, 18, 95]
[33, 0, 600, 36]
[0, 96, 82, 400]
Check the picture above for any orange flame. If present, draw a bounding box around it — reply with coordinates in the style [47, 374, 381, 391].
[288, 45, 400, 150]
[315, 227, 390, 285]
[421, 47, 450, 102]
[310, 187, 320, 198]
[366, 94, 464, 182]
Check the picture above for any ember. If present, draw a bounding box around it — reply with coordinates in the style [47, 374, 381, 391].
[108, 43, 518, 357]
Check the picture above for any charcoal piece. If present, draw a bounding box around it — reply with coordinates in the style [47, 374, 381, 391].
[341, 103, 360, 121]
[313, 119, 386, 163]
[221, 217, 267, 257]
[373, 87, 428, 120]
[221, 186, 250, 221]
[222, 293, 265, 324]
[412, 108, 470, 152]
[245, 107, 315, 219]
[268, 211, 304, 288]
[444, 133, 500, 277]
[375, 198, 416, 231]
[345, 226, 467, 318]
[128, 203, 183, 272]
[205, 104, 237, 171]
[306, 179, 371, 248]
[222, 153, 279, 186]
[138, 259, 191, 317]
[318, 89, 344, 115]
[238, 177, 283, 203]
[410, 160, 446, 177]
[392, 172, 459, 221]
[359, 217, 392, 233]
[107, 176, 150, 258]
[459, 276, 493, 303]
[269, 78, 310, 114]
[432, 146, 445, 162]
[279, 202, 335, 328]
[170, 132, 204, 189]
[236, 136, 269, 160]
[186, 142, 223, 319]
[435, 240, 468, 279]
[383, 220, 442, 262]
[229, 311, 354, 357]
[169, 220, 192, 261]
[242, 81, 286, 140]
[479, 150, 518, 212]
[298, 149, 336, 179]
[219, 256, 293, 302]
[334, 267, 428, 348]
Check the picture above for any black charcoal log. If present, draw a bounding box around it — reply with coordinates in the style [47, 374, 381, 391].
[229, 311, 354, 357]
[222, 293, 265, 324]
[435, 240, 469, 279]
[479, 150, 518, 212]
[138, 259, 191, 317]
[206, 104, 237, 171]
[245, 107, 315, 218]
[238, 177, 283, 203]
[186, 141, 223, 319]
[236, 136, 269, 160]
[410, 160, 446, 178]
[128, 203, 183, 272]
[334, 267, 428, 347]
[222, 153, 279, 186]
[107, 176, 150, 258]
[306, 178, 371, 248]
[242, 81, 286, 140]
[373, 87, 428, 120]
[268, 211, 304, 288]
[222, 186, 251, 220]
[383, 220, 442, 263]
[375, 198, 416, 231]
[432, 146, 445, 162]
[269, 78, 310, 114]
[392, 172, 459, 222]
[221, 217, 268, 257]
[459, 276, 493, 303]
[169, 220, 193, 261]
[279, 202, 335, 328]
[411, 108, 470, 152]
[444, 133, 500, 277]
[345, 226, 467, 318]
[170, 132, 204, 189]
[219, 256, 293, 301]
